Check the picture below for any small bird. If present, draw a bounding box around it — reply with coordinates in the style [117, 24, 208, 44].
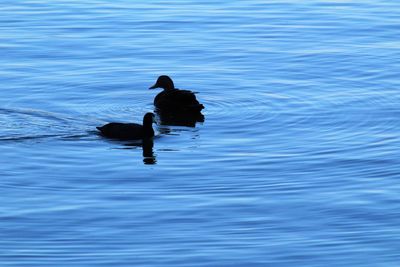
[149, 75, 204, 114]
[97, 112, 155, 140]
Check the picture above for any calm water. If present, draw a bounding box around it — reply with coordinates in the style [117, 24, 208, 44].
[1, 0, 400, 266]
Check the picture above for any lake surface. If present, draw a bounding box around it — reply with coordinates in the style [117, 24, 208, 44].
[1, 0, 400, 266]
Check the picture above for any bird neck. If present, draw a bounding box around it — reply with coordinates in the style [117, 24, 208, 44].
[143, 120, 154, 137]
[163, 86, 174, 91]
[143, 127, 154, 137]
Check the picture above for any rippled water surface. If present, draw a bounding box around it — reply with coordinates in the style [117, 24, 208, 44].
[1, 1, 400, 266]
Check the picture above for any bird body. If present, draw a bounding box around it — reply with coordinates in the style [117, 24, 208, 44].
[97, 112, 155, 140]
[154, 88, 204, 113]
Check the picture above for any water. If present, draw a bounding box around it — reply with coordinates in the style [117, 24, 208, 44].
[1, 0, 400, 266]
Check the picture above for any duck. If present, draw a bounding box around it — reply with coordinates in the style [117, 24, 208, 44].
[97, 112, 155, 140]
[149, 75, 204, 114]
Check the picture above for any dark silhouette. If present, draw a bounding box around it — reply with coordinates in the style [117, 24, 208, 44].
[97, 112, 155, 140]
[149, 75, 205, 126]
[141, 138, 156, 165]
[155, 110, 204, 127]
[123, 138, 156, 165]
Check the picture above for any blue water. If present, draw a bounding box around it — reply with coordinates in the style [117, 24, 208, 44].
[1, 0, 400, 266]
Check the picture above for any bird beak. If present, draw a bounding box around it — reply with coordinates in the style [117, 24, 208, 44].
[149, 83, 158, 89]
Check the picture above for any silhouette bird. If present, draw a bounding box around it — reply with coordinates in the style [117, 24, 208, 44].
[149, 75, 204, 114]
[97, 112, 155, 140]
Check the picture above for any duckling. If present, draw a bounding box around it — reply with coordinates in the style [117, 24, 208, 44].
[149, 75, 204, 114]
[97, 112, 155, 140]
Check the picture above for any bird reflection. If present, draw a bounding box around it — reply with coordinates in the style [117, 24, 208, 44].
[142, 138, 156, 165]
[125, 138, 156, 165]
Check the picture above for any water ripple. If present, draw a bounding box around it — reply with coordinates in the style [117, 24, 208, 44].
[2, 1, 400, 266]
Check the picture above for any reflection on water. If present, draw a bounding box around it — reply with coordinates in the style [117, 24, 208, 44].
[124, 138, 156, 165]
[101, 137, 157, 165]
[1, 0, 400, 266]
[142, 138, 156, 165]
